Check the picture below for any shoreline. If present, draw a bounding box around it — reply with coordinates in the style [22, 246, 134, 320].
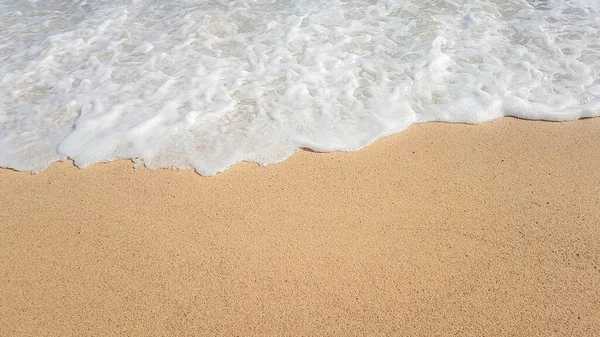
[2, 117, 600, 336]
[0, 116, 597, 177]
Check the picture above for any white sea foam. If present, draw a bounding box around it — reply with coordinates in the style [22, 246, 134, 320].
[1, 0, 599, 174]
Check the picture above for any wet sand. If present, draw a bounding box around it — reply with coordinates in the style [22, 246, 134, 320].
[1, 118, 600, 336]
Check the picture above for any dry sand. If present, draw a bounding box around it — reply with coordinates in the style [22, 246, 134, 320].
[1, 118, 600, 336]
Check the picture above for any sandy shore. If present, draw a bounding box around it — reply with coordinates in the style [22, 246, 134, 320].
[1, 118, 600, 336]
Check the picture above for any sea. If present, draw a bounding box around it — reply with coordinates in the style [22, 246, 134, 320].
[1, 0, 599, 175]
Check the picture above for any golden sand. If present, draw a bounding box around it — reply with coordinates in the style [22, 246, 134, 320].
[2, 118, 600, 336]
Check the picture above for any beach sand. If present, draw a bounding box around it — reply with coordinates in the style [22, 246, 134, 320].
[1, 117, 600, 336]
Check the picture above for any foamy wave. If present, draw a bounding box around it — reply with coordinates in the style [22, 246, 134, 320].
[1, 0, 599, 174]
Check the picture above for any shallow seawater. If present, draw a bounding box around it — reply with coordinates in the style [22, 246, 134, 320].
[1, 0, 599, 175]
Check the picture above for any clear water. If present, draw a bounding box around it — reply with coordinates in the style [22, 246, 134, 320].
[1, 0, 599, 175]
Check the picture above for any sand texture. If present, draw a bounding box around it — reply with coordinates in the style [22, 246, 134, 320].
[1, 118, 600, 336]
